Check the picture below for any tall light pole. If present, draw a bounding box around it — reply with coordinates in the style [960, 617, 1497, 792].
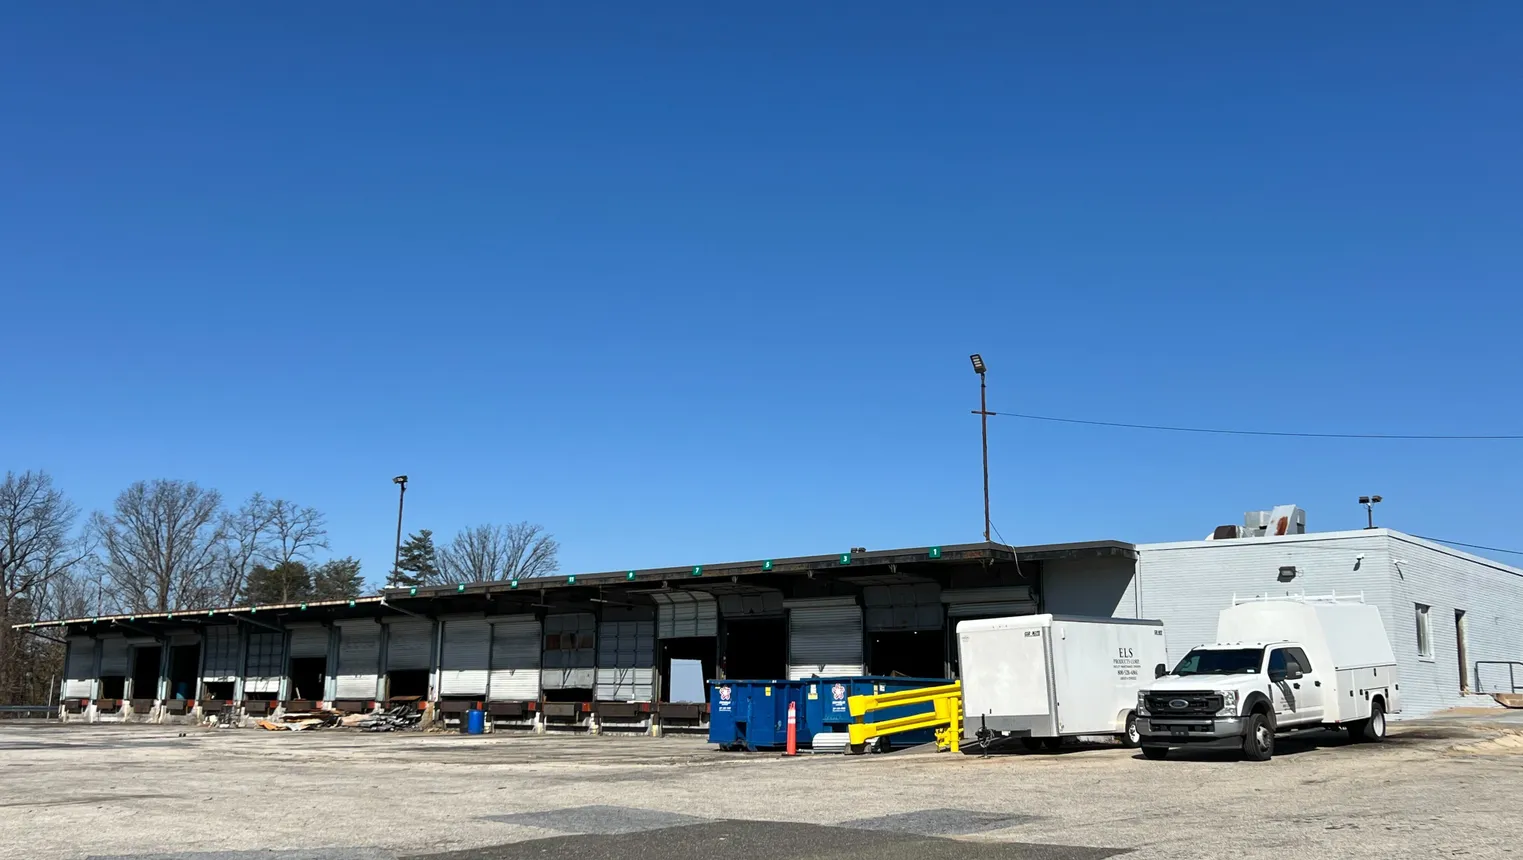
[1359, 494, 1382, 529]
[392, 475, 409, 579]
[970, 354, 992, 543]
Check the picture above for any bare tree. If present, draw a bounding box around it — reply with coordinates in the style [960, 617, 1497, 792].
[219, 492, 275, 605]
[439, 522, 559, 583]
[0, 471, 92, 703]
[265, 499, 328, 567]
[92, 480, 226, 613]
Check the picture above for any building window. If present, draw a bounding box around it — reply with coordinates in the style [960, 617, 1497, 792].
[1415, 603, 1433, 658]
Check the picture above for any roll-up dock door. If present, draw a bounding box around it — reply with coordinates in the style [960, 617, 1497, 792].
[942, 586, 1037, 620]
[785, 596, 864, 679]
[287, 624, 330, 659]
[383, 618, 434, 671]
[488, 615, 542, 701]
[862, 583, 943, 631]
[439, 616, 492, 698]
[542, 613, 596, 691]
[334, 620, 381, 700]
[243, 631, 284, 694]
[63, 636, 95, 699]
[200, 626, 241, 696]
[651, 591, 718, 639]
[596, 607, 655, 702]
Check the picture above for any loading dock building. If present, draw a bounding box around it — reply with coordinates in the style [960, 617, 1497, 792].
[27, 522, 1522, 726]
[37, 539, 1137, 727]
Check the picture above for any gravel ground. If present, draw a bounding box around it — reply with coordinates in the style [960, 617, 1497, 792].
[1, 718, 1519, 860]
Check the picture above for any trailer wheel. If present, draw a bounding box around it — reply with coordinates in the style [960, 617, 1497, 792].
[1360, 700, 1387, 743]
[1040, 736, 1063, 753]
[1242, 712, 1274, 761]
[1122, 712, 1141, 748]
[1020, 737, 1043, 752]
[1141, 746, 1169, 760]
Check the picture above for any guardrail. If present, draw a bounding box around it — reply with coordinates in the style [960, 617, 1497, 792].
[1475, 661, 1523, 694]
[845, 681, 962, 754]
[0, 705, 55, 719]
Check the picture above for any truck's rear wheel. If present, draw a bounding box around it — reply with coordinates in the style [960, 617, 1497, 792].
[1360, 700, 1387, 742]
[1141, 746, 1169, 760]
[1242, 712, 1274, 761]
[1122, 713, 1141, 748]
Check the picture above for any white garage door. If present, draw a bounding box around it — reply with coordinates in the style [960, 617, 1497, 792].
[335, 620, 381, 699]
[244, 631, 284, 694]
[542, 613, 595, 690]
[786, 597, 864, 679]
[439, 617, 491, 698]
[862, 582, 943, 631]
[384, 618, 434, 671]
[595, 608, 656, 701]
[489, 615, 542, 701]
[99, 636, 131, 676]
[943, 586, 1038, 620]
[63, 636, 95, 699]
[287, 624, 330, 659]
[651, 591, 718, 638]
[201, 626, 241, 683]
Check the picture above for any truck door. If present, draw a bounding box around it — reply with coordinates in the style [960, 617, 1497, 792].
[1285, 647, 1325, 723]
[1267, 647, 1320, 726]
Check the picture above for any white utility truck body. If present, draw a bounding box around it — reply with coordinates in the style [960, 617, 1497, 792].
[959, 614, 1167, 748]
[1137, 594, 1400, 761]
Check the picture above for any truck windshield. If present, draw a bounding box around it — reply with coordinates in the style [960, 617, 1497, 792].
[1172, 648, 1263, 676]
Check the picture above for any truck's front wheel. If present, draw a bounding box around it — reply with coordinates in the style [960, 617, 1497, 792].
[1242, 713, 1274, 761]
[1141, 746, 1169, 760]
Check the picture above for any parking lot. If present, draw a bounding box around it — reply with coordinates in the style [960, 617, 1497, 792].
[1, 718, 1519, 860]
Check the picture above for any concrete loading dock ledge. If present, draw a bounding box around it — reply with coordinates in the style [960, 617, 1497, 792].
[20, 513, 1523, 729]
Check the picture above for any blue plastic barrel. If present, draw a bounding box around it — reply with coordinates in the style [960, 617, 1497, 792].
[465, 708, 486, 735]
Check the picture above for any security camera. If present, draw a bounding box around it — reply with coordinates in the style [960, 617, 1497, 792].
[1355, 553, 1365, 561]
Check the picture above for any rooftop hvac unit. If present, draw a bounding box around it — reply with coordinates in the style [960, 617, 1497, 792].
[1242, 505, 1305, 537]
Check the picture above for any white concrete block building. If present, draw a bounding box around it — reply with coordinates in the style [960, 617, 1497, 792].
[1135, 528, 1523, 717]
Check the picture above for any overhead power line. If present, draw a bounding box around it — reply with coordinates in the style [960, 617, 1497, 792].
[1410, 535, 1523, 557]
[986, 412, 1523, 440]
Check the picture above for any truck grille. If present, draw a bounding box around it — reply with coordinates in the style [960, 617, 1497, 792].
[1146, 692, 1222, 717]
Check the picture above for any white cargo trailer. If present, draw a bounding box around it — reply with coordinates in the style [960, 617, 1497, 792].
[958, 614, 1168, 750]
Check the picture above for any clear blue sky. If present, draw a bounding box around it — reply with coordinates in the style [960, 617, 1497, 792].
[3, 3, 1520, 587]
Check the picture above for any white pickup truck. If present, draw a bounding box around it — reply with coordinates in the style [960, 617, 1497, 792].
[1137, 595, 1400, 761]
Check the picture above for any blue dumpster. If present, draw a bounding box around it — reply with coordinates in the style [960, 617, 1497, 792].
[708, 680, 809, 750]
[802, 676, 953, 749]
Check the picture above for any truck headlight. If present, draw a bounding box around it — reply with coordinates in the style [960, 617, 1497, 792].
[1137, 692, 1149, 717]
[1215, 690, 1238, 716]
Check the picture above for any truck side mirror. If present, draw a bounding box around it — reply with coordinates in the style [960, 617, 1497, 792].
[1268, 670, 1287, 683]
[1154, 663, 1167, 679]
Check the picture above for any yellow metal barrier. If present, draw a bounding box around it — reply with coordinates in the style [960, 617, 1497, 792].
[845, 681, 962, 754]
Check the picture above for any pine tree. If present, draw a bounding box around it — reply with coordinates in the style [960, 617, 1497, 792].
[311, 557, 364, 600]
[243, 561, 313, 605]
[389, 529, 439, 588]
